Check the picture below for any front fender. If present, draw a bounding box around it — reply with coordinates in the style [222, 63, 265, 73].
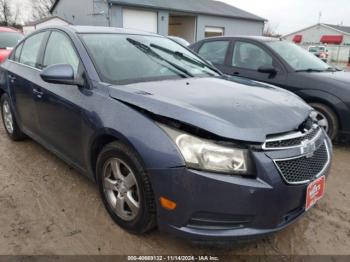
[296, 89, 350, 132]
[87, 98, 185, 173]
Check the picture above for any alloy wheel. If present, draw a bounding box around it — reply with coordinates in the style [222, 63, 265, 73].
[2, 101, 14, 134]
[314, 110, 329, 133]
[102, 158, 140, 221]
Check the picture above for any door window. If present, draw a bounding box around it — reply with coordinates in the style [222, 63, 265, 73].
[198, 41, 229, 65]
[19, 32, 46, 68]
[13, 42, 23, 62]
[232, 41, 273, 70]
[43, 31, 80, 76]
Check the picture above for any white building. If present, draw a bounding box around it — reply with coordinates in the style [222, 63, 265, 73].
[50, 0, 266, 43]
[22, 16, 71, 35]
[284, 23, 350, 63]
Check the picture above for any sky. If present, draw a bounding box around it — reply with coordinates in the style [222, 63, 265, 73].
[221, 0, 350, 35]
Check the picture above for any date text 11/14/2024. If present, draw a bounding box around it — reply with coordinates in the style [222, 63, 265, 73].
[127, 256, 220, 261]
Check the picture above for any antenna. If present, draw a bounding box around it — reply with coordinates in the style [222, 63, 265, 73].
[318, 11, 322, 24]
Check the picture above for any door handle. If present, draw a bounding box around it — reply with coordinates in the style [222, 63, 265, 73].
[8, 75, 16, 83]
[33, 88, 44, 98]
[233, 72, 240, 75]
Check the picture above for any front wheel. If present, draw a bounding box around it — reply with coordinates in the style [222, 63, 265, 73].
[96, 141, 156, 234]
[309, 102, 339, 140]
[1, 94, 26, 141]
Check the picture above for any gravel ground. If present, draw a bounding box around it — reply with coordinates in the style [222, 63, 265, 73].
[0, 123, 349, 256]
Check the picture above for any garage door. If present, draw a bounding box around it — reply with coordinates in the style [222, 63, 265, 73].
[123, 9, 158, 33]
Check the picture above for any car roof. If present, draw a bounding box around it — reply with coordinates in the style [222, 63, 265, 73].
[199, 36, 282, 43]
[40, 25, 160, 37]
[0, 26, 20, 33]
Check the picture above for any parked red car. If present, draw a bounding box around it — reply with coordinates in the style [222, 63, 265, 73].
[0, 27, 23, 63]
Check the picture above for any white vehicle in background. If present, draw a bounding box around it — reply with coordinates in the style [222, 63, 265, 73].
[308, 45, 329, 62]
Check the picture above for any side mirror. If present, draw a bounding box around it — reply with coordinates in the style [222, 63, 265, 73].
[40, 64, 81, 86]
[258, 66, 277, 75]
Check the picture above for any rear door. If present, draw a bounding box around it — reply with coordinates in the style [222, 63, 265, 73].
[229, 40, 287, 86]
[7, 31, 49, 135]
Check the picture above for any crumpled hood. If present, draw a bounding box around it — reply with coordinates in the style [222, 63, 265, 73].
[108, 77, 312, 143]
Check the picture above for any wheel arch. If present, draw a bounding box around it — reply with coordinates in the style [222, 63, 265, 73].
[89, 128, 146, 182]
[0, 88, 5, 98]
[297, 89, 345, 131]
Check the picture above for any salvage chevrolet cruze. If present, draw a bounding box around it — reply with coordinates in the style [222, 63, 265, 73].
[0, 26, 332, 240]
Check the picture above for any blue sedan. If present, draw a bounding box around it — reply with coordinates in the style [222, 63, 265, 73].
[0, 26, 332, 240]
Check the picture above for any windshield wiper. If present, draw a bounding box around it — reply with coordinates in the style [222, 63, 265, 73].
[149, 43, 221, 75]
[126, 38, 193, 78]
[295, 68, 324, 72]
[325, 67, 339, 72]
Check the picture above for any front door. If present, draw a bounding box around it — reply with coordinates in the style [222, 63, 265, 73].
[229, 40, 287, 86]
[35, 30, 86, 167]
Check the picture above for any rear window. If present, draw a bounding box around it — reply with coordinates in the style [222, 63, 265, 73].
[309, 47, 318, 52]
[309, 46, 326, 52]
[0, 32, 23, 49]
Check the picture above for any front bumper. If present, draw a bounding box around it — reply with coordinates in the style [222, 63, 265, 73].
[339, 130, 350, 141]
[148, 136, 332, 241]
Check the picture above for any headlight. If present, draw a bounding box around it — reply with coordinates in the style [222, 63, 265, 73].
[159, 124, 253, 175]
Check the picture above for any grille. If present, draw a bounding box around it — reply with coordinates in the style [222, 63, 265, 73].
[265, 127, 320, 149]
[274, 142, 329, 184]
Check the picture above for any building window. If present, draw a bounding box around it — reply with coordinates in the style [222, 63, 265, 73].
[205, 27, 224, 38]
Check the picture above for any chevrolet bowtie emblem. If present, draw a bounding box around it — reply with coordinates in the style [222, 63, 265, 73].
[300, 139, 316, 158]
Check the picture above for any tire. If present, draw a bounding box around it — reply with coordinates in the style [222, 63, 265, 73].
[1, 93, 26, 141]
[96, 141, 156, 234]
[309, 102, 339, 140]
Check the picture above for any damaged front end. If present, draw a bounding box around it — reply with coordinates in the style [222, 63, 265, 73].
[105, 79, 332, 240]
[107, 77, 313, 144]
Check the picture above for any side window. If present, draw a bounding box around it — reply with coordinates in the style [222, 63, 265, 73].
[10, 42, 23, 62]
[14, 43, 23, 62]
[43, 31, 80, 77]
[232, 41, 273, 70]
[198, 41, 229, 65]
[20, 32, 46, 68]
